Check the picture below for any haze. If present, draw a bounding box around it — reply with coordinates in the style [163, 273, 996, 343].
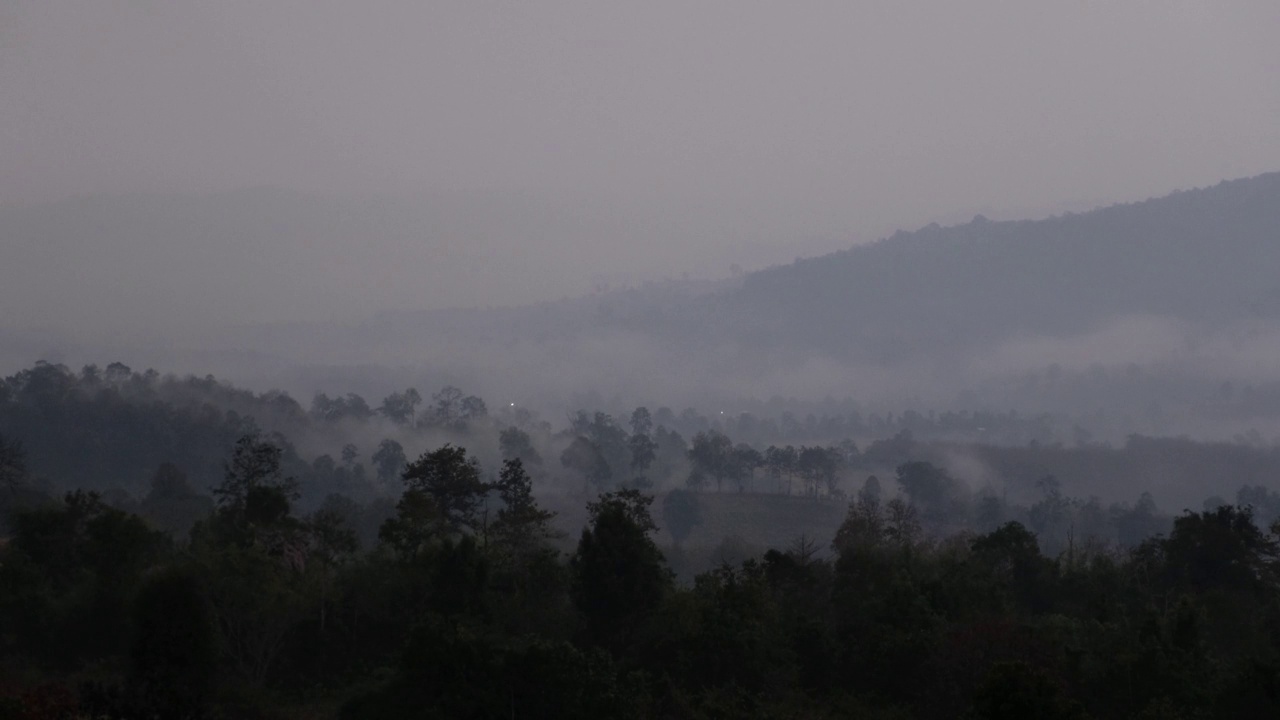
[3, 2, 1279, 328]
[3, 0, 1280, 433]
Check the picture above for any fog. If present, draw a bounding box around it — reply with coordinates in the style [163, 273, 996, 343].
[3, 1, 1280, 440]
[4, 2, 1279, 312]
[9, 7, 1280, 712]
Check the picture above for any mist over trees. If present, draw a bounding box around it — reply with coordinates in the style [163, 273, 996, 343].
[4, 177, 1280, 716]
[5, 390, 1280, 716]
[3, 0, 1279, 713]
[6, 174, 1280, 446]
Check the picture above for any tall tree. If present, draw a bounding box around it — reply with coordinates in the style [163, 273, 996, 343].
[499, 426, 543, 468]
[765, 445, 799, 494]
[571, 489, 670, 648]
[688, 431, 735, 492]
[561, 436, 611, 493]
[378, 388, 422, 425]
[491, 458, 558, 555]
[398, 444, 490, 534]
[371, 439, 407, 486]
[209, 434, 301, 550]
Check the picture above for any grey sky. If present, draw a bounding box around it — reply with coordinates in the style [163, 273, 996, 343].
[2, 1, 1279, 326]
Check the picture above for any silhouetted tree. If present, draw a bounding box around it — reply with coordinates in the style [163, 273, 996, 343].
[571, 489, 670, 648]
[372, 438, 406, 485]
[398, 444, 489, 535]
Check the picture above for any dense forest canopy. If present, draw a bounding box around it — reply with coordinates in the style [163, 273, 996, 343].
[4, 362, 1280, 717]
[4, 2, 1279, 715]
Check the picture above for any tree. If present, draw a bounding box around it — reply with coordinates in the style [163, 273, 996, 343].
[491, 458, 558, 555]
[833, 491, 885, 554]
[214, 435, 299, 514]
[372, 438, 407, 485]
[859, 475, 882, 509]
[460, 395, 488, 423]
[340, 443, 360, 467]
[0, 434, 27, 494]
[11, 489, 162, 590]
[196, 438, 309, 686]
[1160, 505, 1280, 593]
[499, 426, 542, 467]
[651, 425, 690, 486]
[765, 445, 799, 494]
[883, 497, 922, 547]
[571, 490, 670, 648]
[1116, 491, 1163, 547]
[209, 434, 301, 550]
[561, 436, 612, 493]
[378, 388, 422, 425]
[311, 393, 374, 422]
[969, 521, 1052, 613]
[629, 433, 657, 476]
[797, 445, 839, 497]
[568, 411, 633, 484]
[895, 461, 962, 529]
[0, 435, 46, 532]
[628, 407, 657, 478]
[732, 444, 764, 492]
[201, 542, 308, 687]
[688, 431, 735, 492]
[1028, 475, 1073, 551]
[301, 505, 358, 631]
[398, 444, 490, 534]
[8, 490, 168, 662]
[431, 387, 488, 430]
[379, 487, 446, 559]
[432, 386, 465, 424]
[629, 407, 654, 437]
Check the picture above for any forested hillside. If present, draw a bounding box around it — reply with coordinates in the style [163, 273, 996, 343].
[674, 172, 1280, 360]
[186, 173, 1280, 440]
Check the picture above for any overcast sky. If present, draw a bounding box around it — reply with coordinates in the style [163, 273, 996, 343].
[2, 1, 1279, 329]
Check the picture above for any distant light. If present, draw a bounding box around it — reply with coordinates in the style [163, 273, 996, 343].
[510, 402, 516, 407]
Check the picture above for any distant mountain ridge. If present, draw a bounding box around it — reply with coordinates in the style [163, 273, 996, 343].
[646, 172, 1280, 362]
[235, 171, 1280, 373]
[6, 172, 1280, 426]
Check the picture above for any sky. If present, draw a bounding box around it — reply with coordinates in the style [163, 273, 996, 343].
[2, 1, 1279, 330]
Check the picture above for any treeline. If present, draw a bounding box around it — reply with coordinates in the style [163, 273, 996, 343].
[8, 361, 1280, 547]
[0, 362, 1066, 499]
[3, 433, 1280, 718]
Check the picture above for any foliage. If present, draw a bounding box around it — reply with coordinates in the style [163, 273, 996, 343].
[397, 444, 489, 534]
[6, 362, 1280, 717]
[572, 489, 671, 649]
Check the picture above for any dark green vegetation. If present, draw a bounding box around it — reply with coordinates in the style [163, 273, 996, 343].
[4, 362, 1280, 717]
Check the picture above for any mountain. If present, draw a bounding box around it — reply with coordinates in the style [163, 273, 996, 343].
[663, 172, 1280, 363]
[6, 172, 1280, 438]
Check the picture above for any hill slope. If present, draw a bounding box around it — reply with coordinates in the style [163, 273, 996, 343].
[668, 172, 1280, 362]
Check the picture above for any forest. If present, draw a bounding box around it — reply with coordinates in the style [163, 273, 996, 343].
[4, 4, 1278, 717]
[3, 361, 1280, 718]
